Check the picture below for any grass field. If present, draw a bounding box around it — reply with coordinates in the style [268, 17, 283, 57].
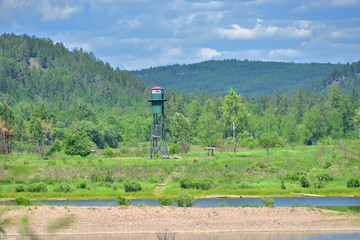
[0, 140, 359, 200]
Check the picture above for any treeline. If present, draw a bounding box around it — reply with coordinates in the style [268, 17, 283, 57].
[132, 59, 339, 96]
[164, 85, 360, 152]
[0, 33, 360, 157]
[1, 84, 359, 157]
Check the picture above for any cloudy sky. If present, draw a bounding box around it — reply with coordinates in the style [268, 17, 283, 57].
[1, 0, 360, 70]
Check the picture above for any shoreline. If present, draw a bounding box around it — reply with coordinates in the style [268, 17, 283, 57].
[0, 193, 359, 202]
[1, 206, 359, 236]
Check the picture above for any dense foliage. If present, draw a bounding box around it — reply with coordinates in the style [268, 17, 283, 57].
[0, 33, 359, 157]
[132, 60, 339, 96]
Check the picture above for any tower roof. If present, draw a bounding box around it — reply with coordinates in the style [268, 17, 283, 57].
[152, 86, 163, 90]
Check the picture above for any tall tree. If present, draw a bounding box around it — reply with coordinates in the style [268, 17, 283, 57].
[220, 88, 249, 158]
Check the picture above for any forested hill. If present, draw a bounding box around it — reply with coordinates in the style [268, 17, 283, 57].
[0, 33, 147, 110]
[308, 61, 360, 93]
[131, 60, 340, 96]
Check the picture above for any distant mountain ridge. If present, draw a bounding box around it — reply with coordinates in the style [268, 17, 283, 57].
[132, 59, 346, 96]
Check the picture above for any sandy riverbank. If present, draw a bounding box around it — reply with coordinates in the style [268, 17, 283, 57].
[1, 206, 359, 237]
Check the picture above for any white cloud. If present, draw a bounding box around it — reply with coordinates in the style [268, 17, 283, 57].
[268, 49, 300, 58]
[331, 0, 360, 6]
[191, 1, 224, 9]
[41, 0, 79, 21]
[117, 16, 142, 28]
[1, 0, 28, 8]
[197, 48, 221, 60]
[330, 28, 360, 40]
[162, 47, 182, 57]
[217, 21, 312, 40]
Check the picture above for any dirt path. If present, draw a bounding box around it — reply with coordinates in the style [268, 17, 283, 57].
[1, 206, 359, 237]
[153, 170, 179, 197]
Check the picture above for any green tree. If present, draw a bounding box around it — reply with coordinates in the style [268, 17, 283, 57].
[220, 88, 249, 158]
[354, 107, 360, 138]
[63, 126, 91, 157]
[169, 112, 191, 143]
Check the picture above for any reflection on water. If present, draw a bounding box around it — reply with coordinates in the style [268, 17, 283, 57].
[33, 231, 360, 240]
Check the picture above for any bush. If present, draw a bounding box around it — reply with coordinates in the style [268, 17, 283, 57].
[15, 195, 30, 205]
[103, 146, 114, 158]
[90, 172, 103, 182]
[25, 183, 48, 192]
[313, 179, 324, 189]
[179, 178, 192, 189]
[158, 196, 174, 206]
[191, 179, 213, 190]
[300, 176, 310, 188]
[54, 184, 72, 193]
[117, 195, 131, 206]
[15, 184, 25, 192]
[261, 198, 274, 207]
[180, 178, 213, 190]
[179, 141, 190, 153]
[315, 173, 333, 182]
[169, 143, 179, 155]
[124, 181, 142, 192]
[347, 178, 360, 188]
[77, 181, 87, 189]
[286, 171, 305, 181]
[174, 192, 196, 207]
[63, 128, 91, 157]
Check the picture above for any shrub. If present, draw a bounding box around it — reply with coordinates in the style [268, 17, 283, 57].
[77, 181, 87, 189]
[174, 192, 196, 207]
[180, 178, 213, 190]
[179, 141, 190, 153]
[104, 171, 114, 183]
[158, 196, 173, 206]
[191, 179, 213, 190]
[179, 178, 192, 189]
[25, 183, 48, 192]
[315, 173, 333, 182]
[261, 198, 274, 207]
[117, 195, 131, 206]
[286, 171, 305, 181]
[112, 184, 118, 191]
[347, 178, 360, 188]
[124, 181, 142, 192]
[54, 184, 72, 193]
[169, 143, 179, 155]
[300, 176, 310, 188]
[103, 146, 114, 158]
[313, 179, 324, 189]
[90, 172, 103, 182]
[15, 195, 30, 205]
[15, 184, 25, 192]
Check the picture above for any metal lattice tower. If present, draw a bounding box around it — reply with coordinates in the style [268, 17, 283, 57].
[148, 86, 169, 159]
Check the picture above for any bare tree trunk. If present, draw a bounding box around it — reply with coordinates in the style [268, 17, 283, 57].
[20, 133, 23, 153]
[233, 122, 236, 158]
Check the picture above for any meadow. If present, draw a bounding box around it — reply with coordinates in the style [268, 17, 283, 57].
[0, 140, 359, 200]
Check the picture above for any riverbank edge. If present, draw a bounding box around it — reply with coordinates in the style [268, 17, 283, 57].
[2, 229, 360, 237]
[0, 193, 359, 202]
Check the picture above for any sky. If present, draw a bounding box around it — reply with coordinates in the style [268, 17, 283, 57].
[1, 0, 360, 70]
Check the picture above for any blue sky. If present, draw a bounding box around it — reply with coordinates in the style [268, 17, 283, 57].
[1, 0, 360, 70]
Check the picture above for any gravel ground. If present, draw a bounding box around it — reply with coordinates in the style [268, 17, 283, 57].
[1, 206, 359, 237]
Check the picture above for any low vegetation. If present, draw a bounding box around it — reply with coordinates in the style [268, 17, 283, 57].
[0, 141, 359, 200]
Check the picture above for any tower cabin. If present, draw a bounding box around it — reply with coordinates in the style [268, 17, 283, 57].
[148, 86, 169, 159]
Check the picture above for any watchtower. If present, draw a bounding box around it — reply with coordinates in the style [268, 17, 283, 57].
[148, 86, 169, 159]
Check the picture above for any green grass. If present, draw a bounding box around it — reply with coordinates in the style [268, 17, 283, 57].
[1, 142, 360, 200]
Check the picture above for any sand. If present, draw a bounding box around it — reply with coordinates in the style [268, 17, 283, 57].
[1, 205, 359, 237]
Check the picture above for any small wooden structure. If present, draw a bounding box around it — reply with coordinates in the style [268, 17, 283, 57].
[206, 147, 215, 156]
